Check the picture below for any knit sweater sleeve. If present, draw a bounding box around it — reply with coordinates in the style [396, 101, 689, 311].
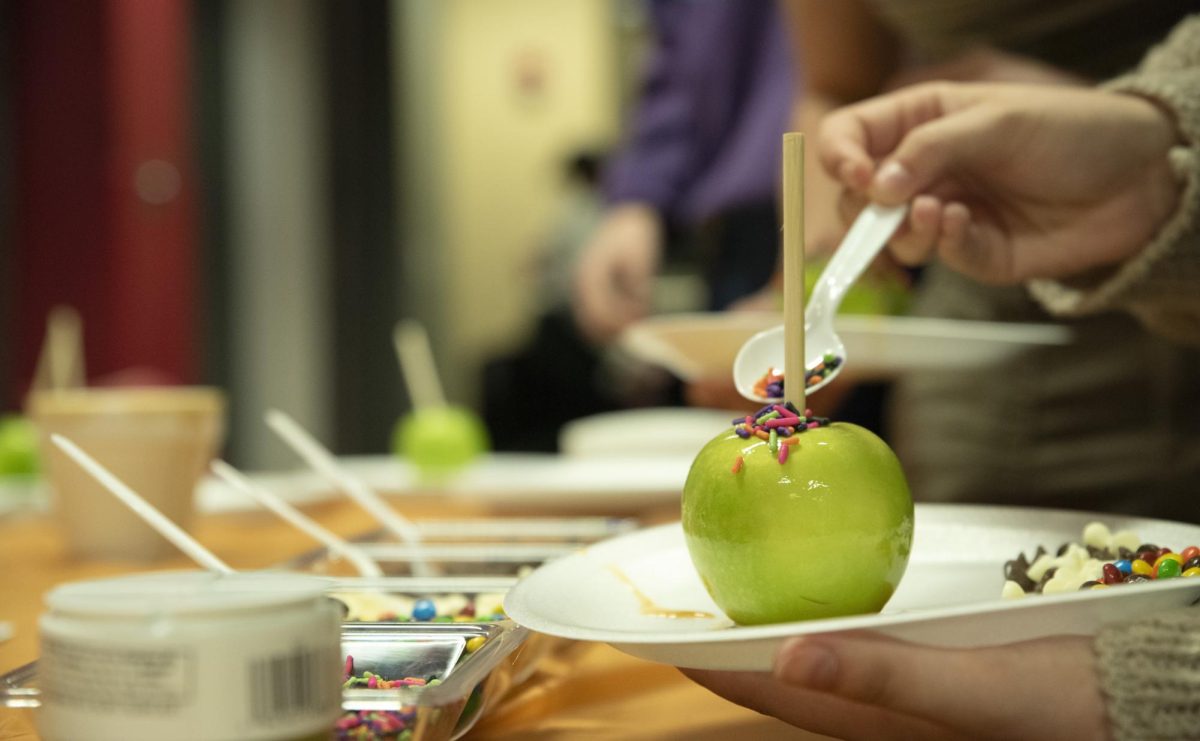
[1095, 604, 1200, 741]
[1027, 15, 1200, 344]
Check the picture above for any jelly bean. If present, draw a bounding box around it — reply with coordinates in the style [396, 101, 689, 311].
[1181, 546, 1200, 562]
[1156, 558, 1182, 579]
[1131, 559, 1154, 576]
[1183, 567, 1200, 578]
[466, 636, 486, 653]
[1113, 559, 1132, 575]
[1125, 574, 1153, 583]
[412, 598, 437, 621]
[1184, 556, 1200, 572]
[1154, 552, 1184, 570]
[1136, 550, 1159, 565]
[1101, 563, 1124, 584]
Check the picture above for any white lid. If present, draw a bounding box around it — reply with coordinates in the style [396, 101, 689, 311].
[45, 571, 334, 617]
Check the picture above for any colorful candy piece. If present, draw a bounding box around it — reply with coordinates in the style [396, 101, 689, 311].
[336, 709, 418, 741]
[753, 355, 845, 399]
[1157, 558, 1182, 579]
[1101, 563, 1124, 585]
[725, 401, 832, 471]
[411, 598, 437, 621]
[1154, 552, 1184, 570]
[1006, 522, 1200, 599]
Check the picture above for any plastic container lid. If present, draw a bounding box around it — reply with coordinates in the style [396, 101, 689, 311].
[44, 570, 334, 617]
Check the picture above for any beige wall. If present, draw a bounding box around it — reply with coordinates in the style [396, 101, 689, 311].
[396, 0, 621, 405]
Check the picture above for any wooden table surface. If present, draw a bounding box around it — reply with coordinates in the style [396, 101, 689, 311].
[0, 494, 823, 740]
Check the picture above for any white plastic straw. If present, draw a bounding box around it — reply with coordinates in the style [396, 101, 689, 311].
[50, 434, 234, 574]
[210, 460, 383, 578]
[263, 409, 432, 577]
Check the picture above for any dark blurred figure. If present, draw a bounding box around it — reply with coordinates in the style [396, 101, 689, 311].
[482, 150, 682, 452]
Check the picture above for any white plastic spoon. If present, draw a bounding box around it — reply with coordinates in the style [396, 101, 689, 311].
[50, 434, 234, 573]
[264, 409, 434, 578]
[733, 203, 909, 403]
[210, 460, 384, 578]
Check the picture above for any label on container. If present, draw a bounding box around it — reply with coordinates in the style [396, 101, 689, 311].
[41, 638, 194, 713]
[38, 601, 342, 741]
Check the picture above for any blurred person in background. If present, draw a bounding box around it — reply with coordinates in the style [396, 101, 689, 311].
[481, 150, 653, 452]
[486, 0, 804, 453]
[784, 0, 1200, 520]
[573, 0, 930, 433]
[571, 0, 796, 345]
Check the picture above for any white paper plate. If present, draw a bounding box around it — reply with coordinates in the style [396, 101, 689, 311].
[619, 312, 1073, 381]
[504, 504, 1200, 670]
[198, 453, 692, 515]
[558, 408, 746, 459]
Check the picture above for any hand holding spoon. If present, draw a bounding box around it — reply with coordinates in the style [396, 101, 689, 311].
[733, 203, 908, 403]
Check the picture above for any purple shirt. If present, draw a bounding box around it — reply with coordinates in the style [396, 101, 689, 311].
[603, 0, 796, 225]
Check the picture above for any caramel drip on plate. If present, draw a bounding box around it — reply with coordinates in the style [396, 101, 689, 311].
[607, 565, 715, 620]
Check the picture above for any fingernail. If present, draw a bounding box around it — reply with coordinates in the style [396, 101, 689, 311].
[839, 160, 870, 189]
[775, 639, 838, 690]
[874, 161, 912, 197]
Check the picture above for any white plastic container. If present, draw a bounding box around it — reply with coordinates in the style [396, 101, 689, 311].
[37, 571, 341, 741]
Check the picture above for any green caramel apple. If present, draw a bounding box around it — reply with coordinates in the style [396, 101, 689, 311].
[682, 421, 912, 625]
[0, 414, 39, 476]
[392, 405, 490, 481]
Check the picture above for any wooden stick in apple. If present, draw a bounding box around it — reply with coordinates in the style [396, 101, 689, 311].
[782, 132, 805, 413]
[390, 319, 491, 481]
[32, 305, 86, 392]
[393, 319, 446, 411]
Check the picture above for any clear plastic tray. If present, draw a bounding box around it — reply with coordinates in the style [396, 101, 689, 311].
[326, 576, 567, 687]
[289, 541, 584, 578]
[1, 620, 528, 741]
[406, 517, 639, 544]
[328, 577, 516, 623]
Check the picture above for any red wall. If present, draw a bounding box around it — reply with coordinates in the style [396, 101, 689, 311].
[10, 0, 199, 405]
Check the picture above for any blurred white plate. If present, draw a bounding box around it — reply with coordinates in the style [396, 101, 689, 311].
[559, 408, 745, 459]
[0, 478, 49, 517]
[198, 453, 691, 516]
[504, 504, 1200, 670]
[619, 312, 1073, 381]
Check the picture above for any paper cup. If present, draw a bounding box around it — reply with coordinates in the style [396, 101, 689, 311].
[28, 387, 226, 561]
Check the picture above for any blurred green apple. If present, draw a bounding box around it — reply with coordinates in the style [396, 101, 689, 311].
[0, 414, 39, 476]
[805, 258, 911, 316]
[392, 405, 490, 481]
[682, 423, 912, 625]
